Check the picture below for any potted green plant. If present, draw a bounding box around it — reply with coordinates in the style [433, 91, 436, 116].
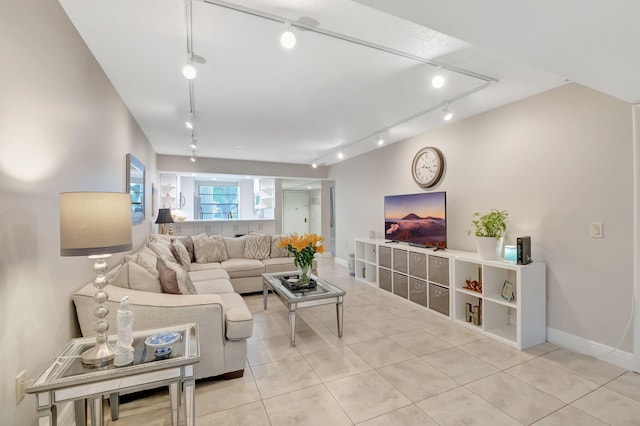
[468, 209, 508, 260]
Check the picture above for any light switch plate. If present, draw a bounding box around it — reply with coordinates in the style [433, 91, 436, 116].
[591, 222, 603, 238]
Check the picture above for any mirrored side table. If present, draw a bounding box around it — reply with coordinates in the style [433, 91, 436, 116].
[26, 323, 200, 426]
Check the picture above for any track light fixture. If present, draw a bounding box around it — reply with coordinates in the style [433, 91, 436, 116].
[376, 134, 384, 146]
[189, 138, 198, 150]
[337, 151, 344, 160]
[443, 105, 453, 121]
[182, 58, 197, 80]
[312, 162, 318, 168]
[190, 150, 197, 162]
[280, 23, 296, 49]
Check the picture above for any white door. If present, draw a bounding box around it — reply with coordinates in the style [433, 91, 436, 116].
[283, 191, 309, 234]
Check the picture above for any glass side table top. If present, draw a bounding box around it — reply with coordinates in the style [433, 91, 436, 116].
[263, 272, 346, 302]
[27, 323, 199, 393]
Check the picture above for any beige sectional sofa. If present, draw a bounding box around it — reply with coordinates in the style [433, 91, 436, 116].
[73, 232, 312, 381]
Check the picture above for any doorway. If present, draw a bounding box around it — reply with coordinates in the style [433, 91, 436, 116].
[283, 191, 309, 234]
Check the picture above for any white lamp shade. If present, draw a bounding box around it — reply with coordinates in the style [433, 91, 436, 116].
[60, 192, 133, 256]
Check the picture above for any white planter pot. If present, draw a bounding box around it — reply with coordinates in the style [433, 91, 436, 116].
[476, 236, 504, 260]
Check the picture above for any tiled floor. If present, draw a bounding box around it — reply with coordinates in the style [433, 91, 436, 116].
[109, 259, 640, 425]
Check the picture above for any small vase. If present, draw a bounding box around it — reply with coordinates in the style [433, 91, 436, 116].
[297, 262, 312, 283]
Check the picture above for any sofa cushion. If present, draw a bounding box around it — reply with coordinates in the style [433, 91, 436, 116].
[262, 257, 297, 274]
[189, 262, 222, 272]
[220, 259, 265, 278]
[189, 268, 230, 282]
[193, 234, 229, 263]
[157, 257, 197, 295]
[109, 261, 163, 293]
[270, 234, 291, 258]
[224, 236, 246, 259]
[192, 279, 235, 294]
[177, 236, 196, 263]
[170, 239, 191, 269]
[218, 293, 253, 340]
[243, 234, 271, 260]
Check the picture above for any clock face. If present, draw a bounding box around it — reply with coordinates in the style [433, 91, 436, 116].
[412, 147, 444, 188]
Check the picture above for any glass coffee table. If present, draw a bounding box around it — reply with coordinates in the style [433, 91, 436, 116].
[26, 323, 199, 426]
[262, 272, 346, 347]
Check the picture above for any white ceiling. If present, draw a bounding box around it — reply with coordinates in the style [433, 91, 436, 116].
[58, 0, 637, 167]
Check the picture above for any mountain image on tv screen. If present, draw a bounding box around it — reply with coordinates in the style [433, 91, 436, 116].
[384, 192, 446, 248]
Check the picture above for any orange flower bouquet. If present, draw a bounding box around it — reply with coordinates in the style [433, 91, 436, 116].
[278, 233, 325, 283]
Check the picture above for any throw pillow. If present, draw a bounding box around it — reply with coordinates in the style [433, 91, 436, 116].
[170, 239, 191, 269]
[148, 241, 179, 264]
[107, 261, 163, 293]
[192, 234, 229, 263]
[125, 246, 159, 277]
[178, 236, 196, 263]
[270, 234, 291, 258]
[156, 256, 197, 295]
[244, 234, 272, 260]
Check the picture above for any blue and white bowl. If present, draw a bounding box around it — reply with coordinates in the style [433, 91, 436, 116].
[145, 332, 181, 360]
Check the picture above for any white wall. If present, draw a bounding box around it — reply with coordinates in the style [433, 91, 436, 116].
[330, 83, 634, 352]
[0, 1, 156, 424]
[309, 189, 322, 235]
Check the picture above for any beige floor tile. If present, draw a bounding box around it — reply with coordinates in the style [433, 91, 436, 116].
[388, 329, 453, 356]
[195, 373, 261, 417]
[349, 337, 415, 368]
[465, 372, 565, 425]
[311, 308, 359, 329]
[506, 358, 599, 403]
[541, 348, 627, 385]
[247, 335, 301, 366]
[459, 338, 534, 370]
[251, 356, 321, 399]
[421, 347, 499, 385]
[357, 404, 438, 425]
[291, 327, 346, 355]
[417, 387, 521, 426]
[394, 309, 450, 327]
[425, 322, 485, 346]
[531, 406, 607, 425]
[572, 387, 640, 425]
[304, 345, 372, 382]
[248, 318, 287, 341]
[109, 391, 172, 426]
[331, 319, 384, 345]
[524, 341, 558, 358]
[606, 371, 640, 403]
[325, 370, 411, 423]
[377, 358, 458, 402]
[367, 315, 425, 336]
[347, 304, 396, 321]
[263, 384, 352, 426]
[195, 401, 271, 425]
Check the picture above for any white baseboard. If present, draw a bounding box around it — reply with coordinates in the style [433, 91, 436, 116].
[547, 327, 634, 371]
[334, 257, 348, 267]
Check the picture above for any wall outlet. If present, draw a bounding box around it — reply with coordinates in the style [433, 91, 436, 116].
[590, 222, 603, 239]
[16, 370, 26, 404]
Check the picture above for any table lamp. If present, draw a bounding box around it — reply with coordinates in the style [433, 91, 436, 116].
[155, 208, 174, 234]
[60, 192, 132, 366]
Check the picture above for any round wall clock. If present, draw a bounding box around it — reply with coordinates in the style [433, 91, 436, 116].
[411, 147, 445, 188]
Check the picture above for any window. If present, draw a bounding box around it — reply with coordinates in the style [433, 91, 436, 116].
[197, 183, 239, 219]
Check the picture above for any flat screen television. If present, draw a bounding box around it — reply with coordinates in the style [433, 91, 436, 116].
[384, 191, 447, 249]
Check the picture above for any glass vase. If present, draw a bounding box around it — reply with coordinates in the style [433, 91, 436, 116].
[297, 262, 312, 283]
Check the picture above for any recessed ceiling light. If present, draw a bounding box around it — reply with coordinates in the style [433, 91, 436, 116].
[432, 75, 445, 88]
